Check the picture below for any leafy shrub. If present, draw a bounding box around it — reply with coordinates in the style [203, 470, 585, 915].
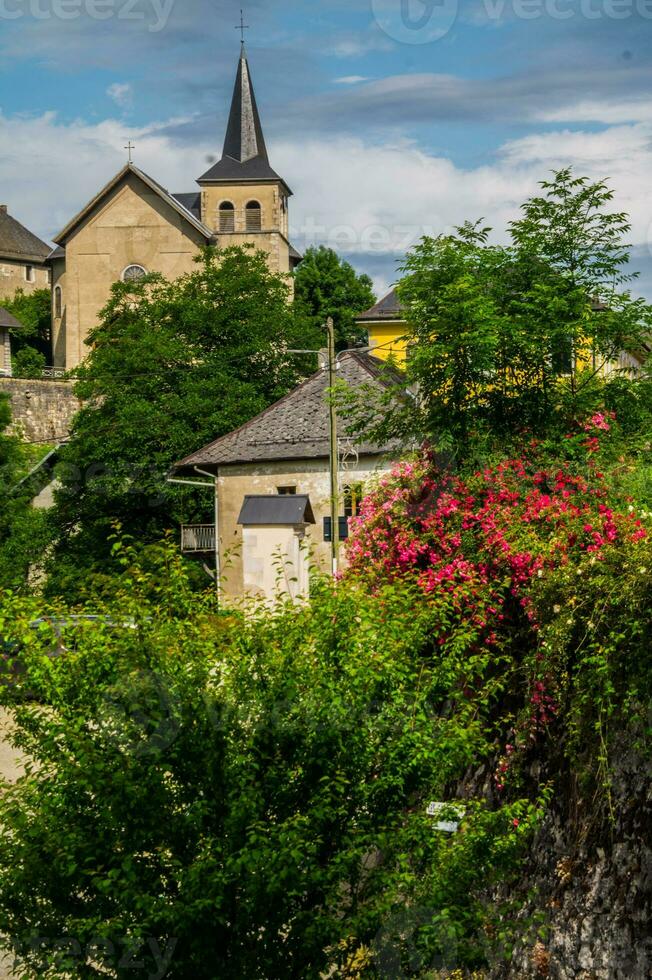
[12, 346, 46, 380]
[0, 543, 544, 978]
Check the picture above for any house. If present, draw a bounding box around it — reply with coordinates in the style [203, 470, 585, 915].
[356, 287, 649, 378]
[0, 306, 25, 377]
[355, 288, 407, 365]
[171, 351, 404, 601]
[0, 206, 51, 299]
[50, 41, 301, 372]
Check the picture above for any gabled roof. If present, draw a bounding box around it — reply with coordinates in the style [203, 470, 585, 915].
[173, 351, 403, 473]
[197, 46, 291, 194]
[238, 494, 316, 526]
[0, 306, 24, 331]
[53, 164, 215, 245]
[0, 208, 51, 264]
[356, 288, 405, 322]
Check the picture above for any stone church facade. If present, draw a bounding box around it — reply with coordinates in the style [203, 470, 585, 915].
[50, 43, 300, 372]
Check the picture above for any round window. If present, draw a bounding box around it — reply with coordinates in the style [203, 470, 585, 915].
[122, 264, 148, 282]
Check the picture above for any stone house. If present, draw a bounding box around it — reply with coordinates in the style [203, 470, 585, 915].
[0, 205, 51, 300]
[171, 351, 403, 602]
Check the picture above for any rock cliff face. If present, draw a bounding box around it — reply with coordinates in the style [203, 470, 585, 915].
[493, 746, 651, 979]
[0, 378, 79, 443]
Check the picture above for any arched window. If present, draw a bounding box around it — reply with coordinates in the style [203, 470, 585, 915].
[246, 200, 262, 232]
[219, 201, 235, 233]
[122, 264, 147, 283]
[54, 286, 62, 319]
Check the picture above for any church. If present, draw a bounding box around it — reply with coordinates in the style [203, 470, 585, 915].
[50, 42, 301, 372]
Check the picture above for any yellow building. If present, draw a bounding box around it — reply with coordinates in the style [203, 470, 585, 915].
[50, 43, 301, 372]
[356, 288, 408, 365]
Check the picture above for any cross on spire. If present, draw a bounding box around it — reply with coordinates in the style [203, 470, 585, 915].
[124, 141, 135, 164]
[235, 8, 249, 45]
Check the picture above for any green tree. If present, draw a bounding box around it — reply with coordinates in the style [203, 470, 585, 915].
[294, 246, 375, 350]
[0, 546, 545, 978]
[13, 346, 46, 380]
[0, 288, 52, 348]
[46, 246, 312, 597]
[374, 172, 652, 454]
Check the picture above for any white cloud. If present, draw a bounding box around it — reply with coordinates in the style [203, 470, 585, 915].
[1, 110, 651, 294]
[333, 76, 370, 85]
[107, 83, 133, 109]
[536, 99, 652, 125]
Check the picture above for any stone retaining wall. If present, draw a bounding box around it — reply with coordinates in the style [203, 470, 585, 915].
[0, 377, 79, 443]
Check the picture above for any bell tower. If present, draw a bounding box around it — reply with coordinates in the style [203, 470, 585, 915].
[198, 43, 298, 276]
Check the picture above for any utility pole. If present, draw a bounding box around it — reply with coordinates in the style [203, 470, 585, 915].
[326, 317, 340, 576]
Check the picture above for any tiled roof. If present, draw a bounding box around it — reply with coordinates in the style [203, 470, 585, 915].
[0, 306, 24, 330]
[0, 208, 51, 264]
[356, 288, 405, 322]
[173, 351, 404, 472]
[173, 192, 202, 219]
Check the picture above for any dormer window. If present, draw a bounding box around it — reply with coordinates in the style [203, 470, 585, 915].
[219, 201, 235, 233]
[246, 200, 262, 232]
[122, 264, 147, 282]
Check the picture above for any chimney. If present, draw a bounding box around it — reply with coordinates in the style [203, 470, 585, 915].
[0, 205, 7, 214]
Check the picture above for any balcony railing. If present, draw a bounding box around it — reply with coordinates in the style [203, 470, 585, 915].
[181, 525, 216, 553]
[42, 367, 67, 380]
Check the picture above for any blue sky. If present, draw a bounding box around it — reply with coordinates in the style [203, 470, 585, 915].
[1, 0, 652, 297]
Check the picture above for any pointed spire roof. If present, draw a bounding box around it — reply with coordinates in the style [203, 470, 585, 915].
[198, 45, 291, 193]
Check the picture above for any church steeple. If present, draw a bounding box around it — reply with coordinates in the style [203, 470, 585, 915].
[222, 45, 269, 165]
[197, 45, 290, 189]
[196, 41, 299, 277]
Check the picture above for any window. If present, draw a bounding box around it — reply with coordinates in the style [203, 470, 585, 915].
[343, 484, 364, 519]
[246, 200, 262, 232]
[122, 264, 147, 282]
[25, 265, 34, 283]
[219, 201, 235, 233]
[277, 486, 297, 496]
[54, 286, 62, 319]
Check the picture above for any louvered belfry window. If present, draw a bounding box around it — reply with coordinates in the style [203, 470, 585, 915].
[246, 200, 262, 232]
[219, 202, 235, 233]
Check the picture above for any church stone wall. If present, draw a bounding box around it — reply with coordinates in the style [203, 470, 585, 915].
[58, 172, 207, 370]
[0, 377, 79, 444]
[201, 181, 291, 275]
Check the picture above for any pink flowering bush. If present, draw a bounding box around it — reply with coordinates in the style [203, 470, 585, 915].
[346, 419, 651, 792]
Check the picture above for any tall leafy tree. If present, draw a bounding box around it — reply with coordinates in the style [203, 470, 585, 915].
[47, 246, 313, 596]
[375, 171, 652, 452]
[293, 246, 375, 349]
